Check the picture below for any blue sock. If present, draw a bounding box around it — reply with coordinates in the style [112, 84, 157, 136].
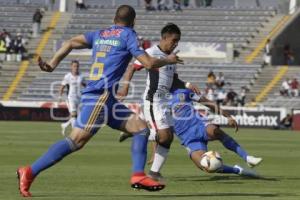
[220, 135, 248, 161]
[131, 128, 149, 174]
[218, 165, 240, 174]
[31, 138, 77, 176]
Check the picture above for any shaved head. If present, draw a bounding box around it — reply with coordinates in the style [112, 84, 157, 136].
[114, 5, 136, 27]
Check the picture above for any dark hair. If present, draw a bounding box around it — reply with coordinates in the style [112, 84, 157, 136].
[71, 60, 79, 65]
[114, 5, 136, 26]
[161, 23, 181, 37]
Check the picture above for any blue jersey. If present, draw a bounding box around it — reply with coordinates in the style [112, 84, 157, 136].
[83, 25, 145, 94]
[170, 89, 203, 135]
[170, 89, 209, 152]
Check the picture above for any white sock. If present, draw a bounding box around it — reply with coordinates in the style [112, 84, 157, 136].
[150, 145, 169, 173]
[70, 117, 76, 128]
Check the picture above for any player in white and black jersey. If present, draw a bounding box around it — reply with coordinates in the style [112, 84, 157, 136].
[59, 60, 85, 136]
[118, 23, 200, 180]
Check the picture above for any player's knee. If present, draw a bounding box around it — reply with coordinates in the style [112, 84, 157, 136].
[207, 125, 224, 140]
[134, 117, 148, 131]
[69, 137, 85, 150]
[124, 113, 148, 133]
[69, 130, 92, 149]
[213, 127, 227, 140]
[66, 137, 81, 151]
[155, 132, 173, 149]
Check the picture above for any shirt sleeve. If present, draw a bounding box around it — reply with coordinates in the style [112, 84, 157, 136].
[84, 31, 94, 49]
[127, 31, 145, 57]
[132, 47, 153, 70]
[133, 60, 144, 71]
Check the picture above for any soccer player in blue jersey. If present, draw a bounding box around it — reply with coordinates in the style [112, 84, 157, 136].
[119, 66, 263, 179]
[16, 5, 183, 197]
[166, 88, 262, 176]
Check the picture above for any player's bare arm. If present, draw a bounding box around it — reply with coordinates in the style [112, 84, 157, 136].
[170, 72, 201, 95]
[173, 73, 201, 95]
[198, 96, 239, 132]
[136, 50, 183, 69]
[117, 64, 136, 100]
[185, 81, 201, 95]
[38, 35, 90, 72]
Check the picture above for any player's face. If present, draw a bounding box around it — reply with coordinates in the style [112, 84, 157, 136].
[71, 63, 79, 75]
[163, 33, 180, 53]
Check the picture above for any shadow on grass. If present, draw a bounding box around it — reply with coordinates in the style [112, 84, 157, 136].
[34, 192, 285, 198]
[170, 175, 280, 182]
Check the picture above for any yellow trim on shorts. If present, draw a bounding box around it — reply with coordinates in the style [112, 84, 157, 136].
[84, 91, 109, 133]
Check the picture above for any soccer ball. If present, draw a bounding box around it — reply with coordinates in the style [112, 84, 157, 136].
[200, 151, 223, 173]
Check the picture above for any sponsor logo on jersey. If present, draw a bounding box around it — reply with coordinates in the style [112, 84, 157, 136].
[95, 39, 120, 47]
[100, 29, 123, 38]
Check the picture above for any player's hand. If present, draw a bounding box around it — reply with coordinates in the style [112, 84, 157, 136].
[167, 50, 184, 64]
[228, 117, 239, 133]
[116, 87, 129, 101]
[38, 56, 54, 72]
[186, 82, 201, 95]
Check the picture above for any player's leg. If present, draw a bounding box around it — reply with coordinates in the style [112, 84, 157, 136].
[108, 100, 165, 191]
[147, 132, 157, 165]
[17, 92, 108, 197]
[61, 98, 77, 136]
[149, 128, 173, 179]
[118, 128, 157, 165]
[68, 99, 78, 128]
[17, 127, 93, 197]
[206, 124, 262, 167]
[61, 99, 72, 136]
[189, 145, 258, 177]
[118, 120, 157, 165]
[143, 101, 173, 180]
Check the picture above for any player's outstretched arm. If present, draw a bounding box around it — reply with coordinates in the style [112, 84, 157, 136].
[172, 74, 201, 95]
[198, 96, 239, 132]
[117, 64, 137, 101]
[38, 35, 90, 72]
[185, 82, 201, 95]
[135, 51, 183, 69]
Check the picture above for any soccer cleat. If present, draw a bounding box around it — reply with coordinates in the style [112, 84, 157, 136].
[119, 132, 132, 142]
[130, 172, 165, 191]
[17, 166, 35, 197]
[246, 156, 263, 168]
[234, 165, 261, 178]
[148, 170, 164, 183]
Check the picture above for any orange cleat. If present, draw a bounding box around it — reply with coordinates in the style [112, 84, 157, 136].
[16, 166, 35, 197]
[130, 172, 165, 191]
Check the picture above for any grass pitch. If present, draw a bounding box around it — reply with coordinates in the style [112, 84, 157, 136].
[0, 121, 300, 200]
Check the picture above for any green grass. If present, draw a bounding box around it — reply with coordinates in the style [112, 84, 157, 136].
[0, 121, 300, 200]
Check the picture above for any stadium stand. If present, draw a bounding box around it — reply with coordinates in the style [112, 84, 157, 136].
[65, 6, 276, 49]
[0, 2, 44, 97]
[262, 66, 300, 110]
[0, 0, 290, 106]
[0, 0, 50, 36]
[17, 60, 261, 102]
